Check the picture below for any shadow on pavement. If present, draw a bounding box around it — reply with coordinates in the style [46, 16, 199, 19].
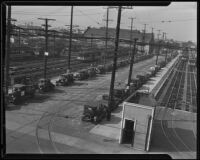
[6, 104, 22, 111]
[72, 82, 87, 86]
[26, 94, 50, 103]
[101, 114, 121, 125]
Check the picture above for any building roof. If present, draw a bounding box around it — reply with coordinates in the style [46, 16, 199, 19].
[84, 27, 153, 43]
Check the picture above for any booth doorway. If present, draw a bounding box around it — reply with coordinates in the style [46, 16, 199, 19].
[121, 119, 135, 146]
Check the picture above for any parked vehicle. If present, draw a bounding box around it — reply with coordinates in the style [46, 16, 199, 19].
[159, 61, 166, 68]
[87, 67, 96, 78]
[81, 100, 108, 124]
[56, 73, 74, 86]
[149, 66, 156, 76]
[136, 74, 146, 86]
[105, 64, 113, 72]
[8, 83, 35, 104]
[73, 69, 89, 80]
[130, 78, 140, 91]
[95, 65, 106, 74]
[38, 78, 55, 92]
[101, 86, 129, 111]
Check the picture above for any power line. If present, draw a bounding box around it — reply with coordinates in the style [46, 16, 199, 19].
[12, 11, 104, 16]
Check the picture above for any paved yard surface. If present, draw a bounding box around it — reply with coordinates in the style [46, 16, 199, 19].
[5, 55, 196, 158]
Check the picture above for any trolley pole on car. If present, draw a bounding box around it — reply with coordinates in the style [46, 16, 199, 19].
[128, 17, 136, 60]
[5, 5, 11, 96]
[127, 38, 138, 87]
[38, 18, 55, 80]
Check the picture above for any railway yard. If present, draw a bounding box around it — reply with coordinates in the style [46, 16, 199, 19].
[3, 4, 197, 159]
[5, 53, 197, 158]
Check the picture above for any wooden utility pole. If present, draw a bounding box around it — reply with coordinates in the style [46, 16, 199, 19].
[155, 40, 161, 65]
[5, 5, 11, 95]
[18, 28, 21, 54]
[128, 17, 136, 59]
[155, 29, 161, 65]
[142, 24, 148, 54]
[151, 27, 154, 54]
[53, 30, 56, 57]
[127, 38, 138, 87]
[103, 7, 113, 65]
[157, 29, 161, 40]
[68, 6, 73, 72]
[165, 42, 169, 63]
[107, 6, 122, 121]
[38, 18, 55, 79]
[91, 33, 93, 48]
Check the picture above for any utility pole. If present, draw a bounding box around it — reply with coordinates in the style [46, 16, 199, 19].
[162, 32, 165, 41]
[142, 24, 148, 54]
[91, 33, 93, 48]
[164, 32, 167, 41]
[107, 6, 123, 121]
[68, 6, 73, 72]
[151, 27, 154, 34]
[18, 27, 21, 54]
[103, 7, 113, 66]
[151, 27, 154, 55]
[157, 29, 161, 40]
[155, 29, 161, 65]
[127, 38, 138, 87]
[53, 30, 56, 57]
[165, 42, 169, 63]
[38, 18, 55, 80]
[155, 40, 161, 65]
[128, 17, 136, 60]
[5, 5, 11, 95]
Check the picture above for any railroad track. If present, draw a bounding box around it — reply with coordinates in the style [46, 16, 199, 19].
[35, 71, 117, 153]
[159, 59, 196, 158]
[10, 54, 148, 84]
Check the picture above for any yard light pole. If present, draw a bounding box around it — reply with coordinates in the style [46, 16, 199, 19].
[38, 18, 56, 80]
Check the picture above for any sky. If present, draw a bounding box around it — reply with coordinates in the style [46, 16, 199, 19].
[11, 2, 197, 42]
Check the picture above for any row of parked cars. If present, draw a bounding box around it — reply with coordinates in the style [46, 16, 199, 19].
[81, 60, 167, 124]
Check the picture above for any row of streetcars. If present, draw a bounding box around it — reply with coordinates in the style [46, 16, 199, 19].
[81, 60, 167, 124]
[7, 55, 164, 112]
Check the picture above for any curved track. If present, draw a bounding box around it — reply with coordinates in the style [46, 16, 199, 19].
[159, 58, 196, 159]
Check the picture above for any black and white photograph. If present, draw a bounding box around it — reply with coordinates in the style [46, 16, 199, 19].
[2, 1, 197, 159]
